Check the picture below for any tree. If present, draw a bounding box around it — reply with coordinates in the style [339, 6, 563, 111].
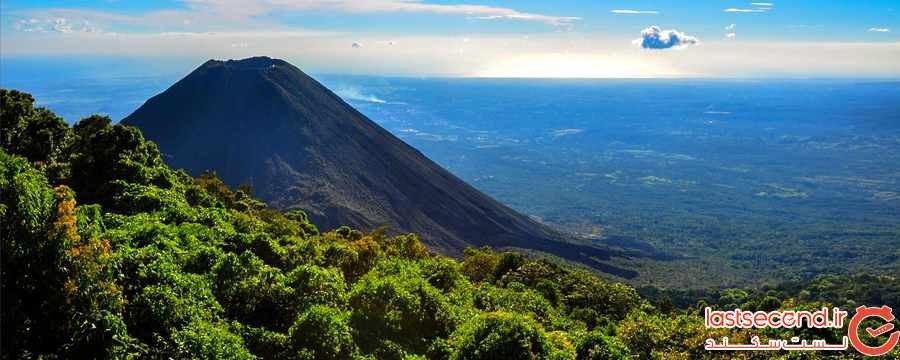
[1, 89, 71, 173]
[0, 89, 36, 147]
[574, 331, 630, 360]
[350, 260, 459, 355]
[69, 115, 174, 207]
[461, 247, 499, 283]
[55, 185, 132, 357]
[0, 151, 63, 355]
[287, 305, 356, 359]
[475, 283, 559, 325]
[563, 273, 640, 321]
[166, 320, 254, 360]
[213, 252, 295, 331]
[0, 154, 133, 357]
[449, 312, 550, 360]
[287, 264, 348, 309]
[493, 252, 525, 281]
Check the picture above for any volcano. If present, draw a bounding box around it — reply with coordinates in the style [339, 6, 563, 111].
[123, 56, 635, 277]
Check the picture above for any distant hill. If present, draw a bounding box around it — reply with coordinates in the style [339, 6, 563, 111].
[122, 56, 635, 277]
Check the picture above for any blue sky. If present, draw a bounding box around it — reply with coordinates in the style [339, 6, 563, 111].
[1, 0, 898, 77]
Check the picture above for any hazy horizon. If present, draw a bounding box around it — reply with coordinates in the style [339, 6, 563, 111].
[2, 0, 899, 78]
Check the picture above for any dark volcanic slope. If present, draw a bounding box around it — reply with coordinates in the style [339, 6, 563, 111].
[123, 56, 635, 277]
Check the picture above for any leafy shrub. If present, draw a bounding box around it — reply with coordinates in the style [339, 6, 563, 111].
[287, 305, 356, 359]
[349, 260, 458, 354]
[461, 247, 499, 283]
[166, 319, 254, 360]
[475, 283, 559, 325]
[449, 312, 550, 360]
[574, 331, 630, 360]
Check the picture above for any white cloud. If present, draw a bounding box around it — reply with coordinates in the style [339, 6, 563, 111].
[14, 17, 101, 33]
[726, 2, 773, 13]
[869, 27, 890, 33]
[724, 8, 766, 13]
[472, 13, 580, 27]
[726, 33, 736, 39]
[611, 10, 659, 14]
[52, 18, 74, 33]
[635, 26, 699, 50]
[725, 23, 736, 30]
[351, 41, 363, 48]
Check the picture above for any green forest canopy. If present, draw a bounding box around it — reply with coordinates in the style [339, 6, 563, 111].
[1, 88, 898, 359]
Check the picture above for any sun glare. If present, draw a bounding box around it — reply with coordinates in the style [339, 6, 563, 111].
[474, 53, 678, 79]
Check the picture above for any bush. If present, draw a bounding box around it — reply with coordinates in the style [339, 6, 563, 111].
[461, 247, 499, 283]
[349, 260, 458, 354]
[449, 312, 550, 360]
[166, 320, 254, 360]
[574, 331, 630, 360]
[475, 283, 559, 325]
[288, 305, 356, 360]
[213, 252, 295, 331]
[287, 264, 348, 309]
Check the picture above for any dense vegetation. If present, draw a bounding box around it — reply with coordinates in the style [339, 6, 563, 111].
[2, 88, 897, 359]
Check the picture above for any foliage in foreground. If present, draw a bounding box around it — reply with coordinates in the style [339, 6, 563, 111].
[2, 88, 898, 359]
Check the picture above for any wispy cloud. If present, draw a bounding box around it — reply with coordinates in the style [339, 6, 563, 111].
[635, 26, 699, 50]
[14, 17, 99, 33]
[611, 9, 659, 15]
[472, 13, 580, 26]
[186, 0, 581, 26]
[724, 8, 765, 13]
[725, 24, 736, 30]
[725, 2, 773, 13]
[11, 8, 219, 34]
[11, 0, 581, 34]
[868, 27, 890, 33]
[726, 32, 736, 39]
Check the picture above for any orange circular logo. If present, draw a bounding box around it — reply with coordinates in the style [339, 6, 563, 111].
[848, 305, 900, 356]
